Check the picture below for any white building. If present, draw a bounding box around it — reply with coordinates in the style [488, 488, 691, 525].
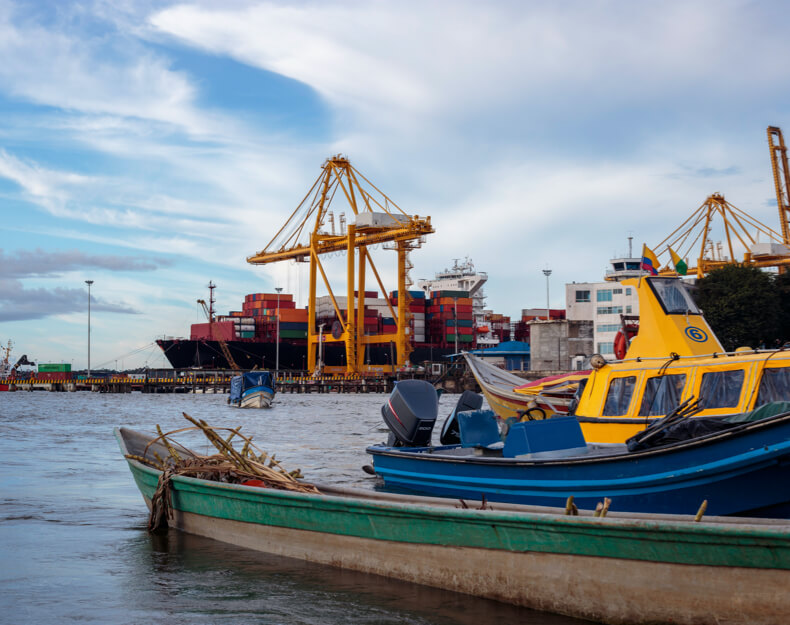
[565, 250, 647, 359]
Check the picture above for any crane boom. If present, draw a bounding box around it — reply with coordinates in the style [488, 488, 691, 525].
[247, 155, 434, 374]
[768, 126, 790, 246]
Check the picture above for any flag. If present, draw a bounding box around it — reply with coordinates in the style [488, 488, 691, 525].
[668, 246, 688, 276]
[641, 244, 659, 275]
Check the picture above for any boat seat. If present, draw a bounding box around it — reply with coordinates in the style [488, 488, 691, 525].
[458, 410, 503, 450]
[503, 416, 587, 458]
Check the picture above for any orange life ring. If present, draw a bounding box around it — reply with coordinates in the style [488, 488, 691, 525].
[614, 330, 628, 360]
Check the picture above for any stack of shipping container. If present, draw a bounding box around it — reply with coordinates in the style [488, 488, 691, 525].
[36, 362, 72, 381]
[426, 290, 474, 348]
[388, 290, 427, 342]
[186, 289, 522, 353]
[316, 292, 391, 336]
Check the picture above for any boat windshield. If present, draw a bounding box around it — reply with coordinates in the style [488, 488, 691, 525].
[648, 278, 701, 315]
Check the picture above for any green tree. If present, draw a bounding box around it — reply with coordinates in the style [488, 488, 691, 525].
[775, 270, 790, 344]
[693, 265, 780, 351]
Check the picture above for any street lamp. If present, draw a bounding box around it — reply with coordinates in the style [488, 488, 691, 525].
[453, 297, 459, 354]
[542, 269, 552, 320]
[85, 280, 94, 376]
[316, 323, 326, 376]
[275, 287, 283, 373]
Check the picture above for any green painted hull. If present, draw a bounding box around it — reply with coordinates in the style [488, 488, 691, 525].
[117, 427, 790, 624]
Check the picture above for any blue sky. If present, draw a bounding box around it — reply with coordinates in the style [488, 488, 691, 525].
[2, 0, 790, 370]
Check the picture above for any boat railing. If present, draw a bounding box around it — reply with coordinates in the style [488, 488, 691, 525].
[614, 346, 790, 365]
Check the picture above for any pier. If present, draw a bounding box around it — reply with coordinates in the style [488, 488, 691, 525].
[4, 364, 482, 395]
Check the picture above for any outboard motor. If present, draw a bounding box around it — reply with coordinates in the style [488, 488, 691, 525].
[381, 380, 439, 447]
[439, 390, 484, 445]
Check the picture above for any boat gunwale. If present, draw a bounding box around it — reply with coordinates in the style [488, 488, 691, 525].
[116, 427, 790, 539]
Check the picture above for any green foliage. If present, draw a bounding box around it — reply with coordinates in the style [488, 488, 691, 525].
[693, 265, 785, 351]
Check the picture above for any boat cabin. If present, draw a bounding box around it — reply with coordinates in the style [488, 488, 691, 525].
[574, 276, 790, 442]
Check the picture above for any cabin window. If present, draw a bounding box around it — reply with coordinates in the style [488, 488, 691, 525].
[639, 374, 686, 416]
[755, 368, 790, 406]
[698, 370, 745, 409]
[602, 376, 636, 416]
[649, 279, 701, 315]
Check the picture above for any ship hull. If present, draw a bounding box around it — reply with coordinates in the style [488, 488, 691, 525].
[156, 339, 454, 370]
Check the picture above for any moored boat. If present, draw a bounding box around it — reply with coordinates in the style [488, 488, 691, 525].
[463, 353, 584, 419]
[117, 426, 790, 625]
[368, 380, 790, 516]
[465, 275, 790, 443]
[229, 371, 276, 408]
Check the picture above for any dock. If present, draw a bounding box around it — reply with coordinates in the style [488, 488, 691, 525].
[4, 365, 481, 395]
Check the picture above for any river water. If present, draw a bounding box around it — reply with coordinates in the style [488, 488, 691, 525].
[0, 391, 590, 624]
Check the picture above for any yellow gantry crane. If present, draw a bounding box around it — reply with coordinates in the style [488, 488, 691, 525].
[247, 156, 434, 374]
[652, 126, 790, 277]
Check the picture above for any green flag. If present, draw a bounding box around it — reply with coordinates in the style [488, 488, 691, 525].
[668, 247, 687, 276]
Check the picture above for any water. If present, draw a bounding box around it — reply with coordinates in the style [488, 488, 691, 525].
[0, 391, 590, 624]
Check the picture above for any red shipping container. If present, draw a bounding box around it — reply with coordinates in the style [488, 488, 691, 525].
[35, 372, 73, 381]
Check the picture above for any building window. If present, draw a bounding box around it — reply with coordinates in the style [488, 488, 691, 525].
[596, 306, 623, 315]
[626, 288, 632, 296]
[575, 290, 591, 303]
[597, 324, 620, 333]
[597, 342, 614, 354]
[612, 288, 622, 295]
[597, 290, 613, 302]
[626, 306, 632, 314]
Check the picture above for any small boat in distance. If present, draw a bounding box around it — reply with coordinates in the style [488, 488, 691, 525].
[117, 425, 790, 625]
[229, 371, 276, 408]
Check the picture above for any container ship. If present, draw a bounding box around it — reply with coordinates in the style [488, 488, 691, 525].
[156, 260, 520, 370]
[157, 285, 471, 370]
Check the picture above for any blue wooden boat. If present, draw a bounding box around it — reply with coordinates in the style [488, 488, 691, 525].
[228, 371, 275, 408]
[367, 381, 790, 517]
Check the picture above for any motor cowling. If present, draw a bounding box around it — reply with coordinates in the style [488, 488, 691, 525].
[381, 380, 439, 447]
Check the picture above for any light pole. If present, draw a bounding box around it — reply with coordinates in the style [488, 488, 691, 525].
[85, 280, 93, 376]
[542, 269, 552, 320]
[317, 323, 326, 376]
[275, 287, 282, 373]
[453, 297, 459, 354]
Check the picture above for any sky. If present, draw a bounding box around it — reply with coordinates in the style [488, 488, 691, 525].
[2, 0, 790, 370]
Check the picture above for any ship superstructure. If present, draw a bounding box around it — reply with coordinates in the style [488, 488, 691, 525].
[418, 258, 488, 316]
[417, 258, 505, 348]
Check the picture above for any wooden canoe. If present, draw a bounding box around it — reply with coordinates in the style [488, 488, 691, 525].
[117, 426, 790, 625]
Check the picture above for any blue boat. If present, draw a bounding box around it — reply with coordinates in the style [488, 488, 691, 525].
[229, 371, 276, 408]
[366, 380, 790, 517]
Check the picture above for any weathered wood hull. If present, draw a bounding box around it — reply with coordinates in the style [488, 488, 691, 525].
[117, 427, 790, 625]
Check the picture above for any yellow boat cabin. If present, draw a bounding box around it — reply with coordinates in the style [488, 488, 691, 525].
[571, 276, 790, 443]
